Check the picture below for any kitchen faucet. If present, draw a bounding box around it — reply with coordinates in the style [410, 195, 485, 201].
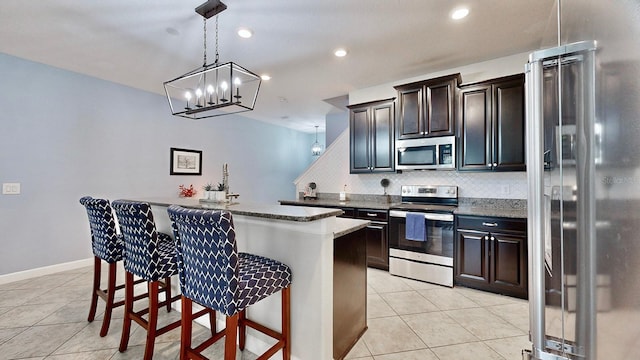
[222, 163, 239, 203]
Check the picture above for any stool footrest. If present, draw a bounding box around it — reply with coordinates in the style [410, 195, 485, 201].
[243, 318, 283, 342]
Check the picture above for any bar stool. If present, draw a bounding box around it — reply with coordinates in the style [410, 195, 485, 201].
[111, 200, 182, 360]
[167, 205, 292, 360]
[80, 196, 144, 337]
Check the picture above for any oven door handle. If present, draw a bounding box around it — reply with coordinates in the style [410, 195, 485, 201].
[389, 210, 454, 222]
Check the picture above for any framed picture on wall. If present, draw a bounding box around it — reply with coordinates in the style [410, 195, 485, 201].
[170, 148, 202, 175]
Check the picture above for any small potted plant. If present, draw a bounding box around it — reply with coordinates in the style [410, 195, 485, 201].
[212, 183, 226, 202]
[202, 183, 215, 200]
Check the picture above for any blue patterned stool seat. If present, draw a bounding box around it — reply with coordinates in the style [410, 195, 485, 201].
[79, 196, 128, 337]
[167, 205, 292, 360]
[112, 200, 178, 282]
[112, 200, 181, 360]
[236, 252, 292, 313]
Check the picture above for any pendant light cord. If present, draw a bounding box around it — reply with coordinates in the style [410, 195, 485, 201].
[202, 16, 220, 66]
[215, 15, 219, 64]
[203, 17, 207, 67]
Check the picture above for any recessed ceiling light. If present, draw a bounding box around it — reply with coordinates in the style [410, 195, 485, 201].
[237, 28, 253, 38]
[260, 74, 271, 81]
[451, 7, 469, 20]
[334, 48, 347, 57]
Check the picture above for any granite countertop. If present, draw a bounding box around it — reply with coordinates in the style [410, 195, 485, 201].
[333, 218, 370, 238]
[126, 197, 343, 222]
[455, 198, 527, 219]
[280, 194, 528, 219]
[279, 198, 399, 211]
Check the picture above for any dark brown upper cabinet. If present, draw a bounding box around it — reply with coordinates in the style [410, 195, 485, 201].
[458, 74, 526, 171]
[348, 98, 395, 174]
[394, 73, 460, 140]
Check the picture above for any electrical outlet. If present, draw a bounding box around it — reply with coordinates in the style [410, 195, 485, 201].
[2, 183, 21, 195]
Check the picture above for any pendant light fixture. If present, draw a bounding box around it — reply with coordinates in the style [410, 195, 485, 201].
[311, 126, 323, 156]
[164, 0, 261, 119]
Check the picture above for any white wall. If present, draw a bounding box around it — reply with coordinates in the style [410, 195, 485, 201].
[325, 111, 348, 148]
[295, 52, 531, 199]
[0, 53, 315, 275]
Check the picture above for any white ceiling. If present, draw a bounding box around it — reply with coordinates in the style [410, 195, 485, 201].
[0, 0, 556, 132]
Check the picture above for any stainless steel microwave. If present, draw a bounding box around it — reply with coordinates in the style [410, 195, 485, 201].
[395, 136, 456, 170]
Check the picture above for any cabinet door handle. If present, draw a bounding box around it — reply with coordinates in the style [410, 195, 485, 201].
[482, 222, 498, 227]
[368, 225, 385, 230]
[366, 213, 378, 217]
[493, 162, 497, 167]
[486, 163, 492, 167]
[490, 236, 495, 241]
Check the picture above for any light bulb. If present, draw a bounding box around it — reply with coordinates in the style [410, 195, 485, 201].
[207, 85, 214, 94]
[195, 88, 203, 98]
[220, 81, 228, 91]
[234, 77, 242, 86]
[184, 91, 193, 110]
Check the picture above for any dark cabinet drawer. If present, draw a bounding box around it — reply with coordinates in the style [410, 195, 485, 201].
[356, 209, 388, 222]
[340, 208, 356, 218]
[457, 215, 526, 234]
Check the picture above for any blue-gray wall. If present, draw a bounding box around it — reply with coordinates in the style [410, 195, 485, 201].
[0, 53, 315, 275]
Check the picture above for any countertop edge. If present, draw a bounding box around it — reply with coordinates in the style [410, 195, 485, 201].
[333, 218, 371, 239]
[125, 198, 343, 222]
[454, 207, 528, 219]
[279, 199, 397, 211]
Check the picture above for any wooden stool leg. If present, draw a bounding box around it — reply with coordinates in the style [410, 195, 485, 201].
[224, 314, 239, 360]
[180, 296, 193, 360]
[119, 271, 135, 352]
[87, 256, 101, 322]
[165, 276, 172, 312]
[282, 286, 291, 360]
[99, 262, 117, 337]
[238, 309, 246, 350]
[144, 281, 160, 360]
[209, 308, 216, 336]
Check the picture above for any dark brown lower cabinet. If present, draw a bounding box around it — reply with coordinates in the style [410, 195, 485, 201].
[455, 215, 528, 299]
[334, 227, 367, 360]
[357, 209, 389, 270]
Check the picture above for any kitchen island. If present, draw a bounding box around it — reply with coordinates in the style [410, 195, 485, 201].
[125, 197, 369, 360]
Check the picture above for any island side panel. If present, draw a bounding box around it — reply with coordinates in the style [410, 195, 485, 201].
[333, 227, 368, 360]
[151, 205, 335, 360]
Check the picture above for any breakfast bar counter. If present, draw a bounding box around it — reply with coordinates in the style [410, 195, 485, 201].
[126, 197, 369, 360]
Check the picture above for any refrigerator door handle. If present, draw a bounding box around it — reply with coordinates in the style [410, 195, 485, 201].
[525, 40, 598, 360]
[525, 55, 547, 359]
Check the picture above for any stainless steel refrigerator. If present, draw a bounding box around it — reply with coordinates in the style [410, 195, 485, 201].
[524, 1, 640, 359]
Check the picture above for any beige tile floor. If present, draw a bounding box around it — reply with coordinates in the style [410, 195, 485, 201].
[345, 269, 531, 360]
[0, 265, 531, 360]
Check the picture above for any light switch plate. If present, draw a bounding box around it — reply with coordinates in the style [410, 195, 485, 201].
[2, 183, 21, 195]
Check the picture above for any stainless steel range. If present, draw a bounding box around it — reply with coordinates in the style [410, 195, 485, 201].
[388, 185, 457, 287]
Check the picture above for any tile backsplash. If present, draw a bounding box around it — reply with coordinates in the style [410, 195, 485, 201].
[295, 130, 527, 200]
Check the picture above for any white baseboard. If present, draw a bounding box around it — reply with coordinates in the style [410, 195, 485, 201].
[0, 258, 94, 285]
